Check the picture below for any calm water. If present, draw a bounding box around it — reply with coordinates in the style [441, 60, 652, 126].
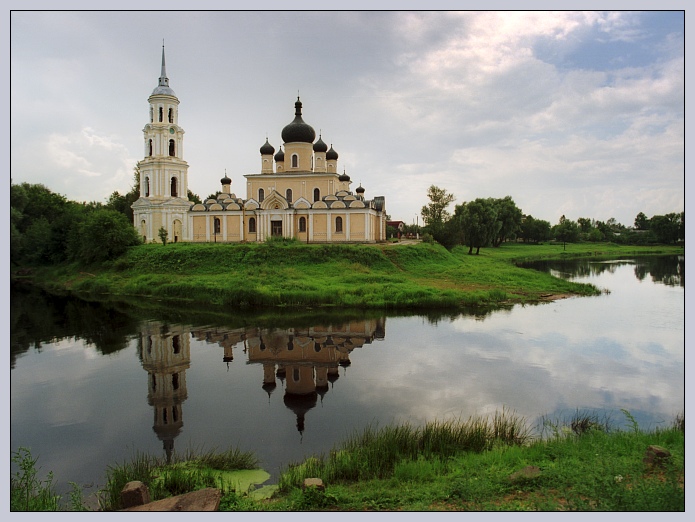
[10, 255, 684, 499]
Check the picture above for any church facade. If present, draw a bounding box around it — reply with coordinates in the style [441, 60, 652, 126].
[132, 48, 387, 244]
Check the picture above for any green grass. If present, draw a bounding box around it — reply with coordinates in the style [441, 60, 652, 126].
[18, 241, 681, 312]
[98, 445, 259, 511]
[266, 410, 684, 512]
[12, 411, 684, 511]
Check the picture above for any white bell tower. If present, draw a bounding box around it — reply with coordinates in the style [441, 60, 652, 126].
[132, 45, 191, 243]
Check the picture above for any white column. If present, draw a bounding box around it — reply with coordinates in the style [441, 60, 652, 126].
[327, 212, 332, 242]
[223, 214, 228, 241]
[346, 212, 351, 241]
[309, 213, 314, 242]
[205, 215, 210, 242]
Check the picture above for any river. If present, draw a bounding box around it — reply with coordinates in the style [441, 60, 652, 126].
[10, 255, 684, 501]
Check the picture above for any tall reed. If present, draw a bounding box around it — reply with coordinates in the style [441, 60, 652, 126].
[278, 411, 531, 491]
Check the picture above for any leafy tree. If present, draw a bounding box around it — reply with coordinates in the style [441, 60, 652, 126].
[105, 167, 141, 223]
[22, 217, 53, 264]
[490, 196, 522, 246]
[520, 215, 551, 243]
[587, 228, 604, 242]
[158, 226, 169, 246]
[187, 189, 202, 204]
[77, 209, 140, 263]
[577, 217, 593, 234]
[650, 213, 681, 244]
[553, 215, 580, 247]
[458, 198, 500, 255]
[421, 185, 454, 228]
[634, 212, 650, 230]
[420, 185, 455, 247]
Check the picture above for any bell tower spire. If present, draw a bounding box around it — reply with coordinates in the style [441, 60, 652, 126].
[158, 42, 170, 90]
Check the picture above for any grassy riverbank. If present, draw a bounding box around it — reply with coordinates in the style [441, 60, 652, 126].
[12, 410, 684, 511]
[15, 240, 683, 311]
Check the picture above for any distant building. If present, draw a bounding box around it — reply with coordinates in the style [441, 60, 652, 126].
[132, 47, 387, 243]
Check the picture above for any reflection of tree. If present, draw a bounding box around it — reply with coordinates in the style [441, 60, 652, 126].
[523, 256, 683, 287]
[634, 256, 684, 287]
[10, 283, 140, 368]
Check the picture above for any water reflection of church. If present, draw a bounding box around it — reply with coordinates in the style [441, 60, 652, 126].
[136, 318, 385, 457]
[137, 323, 190, 462]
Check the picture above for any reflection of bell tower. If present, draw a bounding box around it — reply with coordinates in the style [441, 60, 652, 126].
[139, 323, 190, 463]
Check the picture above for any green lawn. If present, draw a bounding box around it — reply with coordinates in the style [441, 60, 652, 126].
[20, 240, 683, 312]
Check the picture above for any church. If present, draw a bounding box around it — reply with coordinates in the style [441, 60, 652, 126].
[132, 47, 387, 244]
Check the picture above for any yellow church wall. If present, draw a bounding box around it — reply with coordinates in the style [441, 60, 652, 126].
[350, 213, 365, 240]
[192, 215, 206, 242]
[225, 215, 241, 241]
[312, 214, 328, 242]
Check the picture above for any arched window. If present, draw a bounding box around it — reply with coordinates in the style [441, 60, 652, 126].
[286, 188, 292, 202]
[172, 335, 180, 354]
[172, 372, 179, 390]
[148, 139, 153, 156]
[159, 107, 163, 122]
[291, 154, 298, 168]
[214, 218, 221, 235]
[249, 217, 256, 233]
[170, 177, 178, 197]
[168, 108, 173, 123]
[313, 188, 320, 202]
[299, 216, 306, 232]
[150, 107, 153, 123]
[145, 177, 150, 197]
[336, 216, 343, 233]
[169, 139, 175, 157]
[258, 188, 265, 202]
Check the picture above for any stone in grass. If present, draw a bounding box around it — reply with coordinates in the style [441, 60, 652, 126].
[121, 481, 151, 508]
[302, 478, 325, 491]
[509, 466, 542, 483]
[643, 445, 672, 468]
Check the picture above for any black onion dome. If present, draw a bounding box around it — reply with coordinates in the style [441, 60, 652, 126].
[220, 173, 231, 185]
[356, 184, 365, 194]
[339, 169, 350, 182]
[281, 97, 316, 144]
[326, 144, 339, 161]
[260, 138, 275, 155]
[274, 146, 285, 162]
[313, 135, 328, 153]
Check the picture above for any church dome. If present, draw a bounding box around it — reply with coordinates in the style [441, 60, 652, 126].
[220, 173, 231, 185]
[356, 184, 365, 194]
[260, 138, 275, 155]
[326, 144, 339, 161]
[313, 135, 328, 153]
[281, 97, 316, 144]
[274, 146, 285, 162]
[339, 170, 350, 182]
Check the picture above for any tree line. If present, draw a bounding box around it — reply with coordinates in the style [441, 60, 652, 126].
[9, 175, 683, 267]
[418, 185, 684, 253]
[11, 167, 207, 267]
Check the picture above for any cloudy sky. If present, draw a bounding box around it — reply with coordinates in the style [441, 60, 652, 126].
[9, 7, 684, 227]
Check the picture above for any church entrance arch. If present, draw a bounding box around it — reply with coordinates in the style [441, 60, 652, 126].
[271, 220, 283, 237]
